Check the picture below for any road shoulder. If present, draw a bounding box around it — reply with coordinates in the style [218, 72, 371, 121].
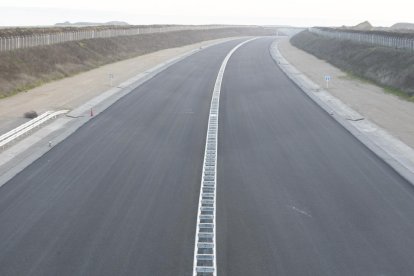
[278, 38, 414, 149]
[272, 38, 414, 185]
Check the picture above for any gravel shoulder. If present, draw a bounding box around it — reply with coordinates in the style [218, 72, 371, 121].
[0, 37, 237, 134]
[278, 38, 414, 149]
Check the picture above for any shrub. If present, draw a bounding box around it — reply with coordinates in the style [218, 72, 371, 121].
[24, 110, 38, 119]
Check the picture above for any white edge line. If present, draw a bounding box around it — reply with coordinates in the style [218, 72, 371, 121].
[192, 37, 258, 276]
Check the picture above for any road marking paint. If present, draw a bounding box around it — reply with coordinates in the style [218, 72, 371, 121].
[289, 205, 312, 218]
[192, 38, 257, 276]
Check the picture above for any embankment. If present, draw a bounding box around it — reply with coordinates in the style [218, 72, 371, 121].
[0, 27, 275, 98]
[290, 30, 414, 100]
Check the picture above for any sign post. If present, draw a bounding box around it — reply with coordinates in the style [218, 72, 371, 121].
[108, 73, 114, 87]
[324, 75, 331, 89]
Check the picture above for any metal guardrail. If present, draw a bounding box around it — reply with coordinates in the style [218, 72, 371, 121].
[0, 110, 69, 150]
[309, 27, 414, 51]
[0, 111, 52, 142]
[0, 25, 231, 52]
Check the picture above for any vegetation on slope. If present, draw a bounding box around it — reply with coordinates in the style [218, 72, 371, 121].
[0, 27, 274, 98]
[291, 30, 414, 100]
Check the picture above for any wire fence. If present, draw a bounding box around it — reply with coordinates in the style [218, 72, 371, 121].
[309, 27, 414, 51]
[0, 25, 227, 52]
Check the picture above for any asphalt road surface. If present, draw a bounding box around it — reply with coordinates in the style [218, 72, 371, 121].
[0, 39, 246, 276]
[216, 38, 414, 275]
[1, 37, 414, 275]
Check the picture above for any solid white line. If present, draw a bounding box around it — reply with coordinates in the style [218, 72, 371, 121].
[192, 37, 257, 276]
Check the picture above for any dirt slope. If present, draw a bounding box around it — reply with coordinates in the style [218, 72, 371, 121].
[0, 27, 275, 98]
[291, 30, 414, 99]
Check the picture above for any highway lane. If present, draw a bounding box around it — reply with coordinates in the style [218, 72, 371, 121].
[0, 39, 247, 276]
[3, 35, 414, 276]
[217, 37, 414, 275]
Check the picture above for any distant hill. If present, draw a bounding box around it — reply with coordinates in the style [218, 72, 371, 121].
[55, 21, 129, 27]
[338, 21, 373, 31]
[350, 21, 373, 31]
[391, 23, 414, 30]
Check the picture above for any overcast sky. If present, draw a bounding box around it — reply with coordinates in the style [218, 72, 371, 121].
[0, 0, 412, 27]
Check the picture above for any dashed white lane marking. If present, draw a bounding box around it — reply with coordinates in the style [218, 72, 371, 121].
[289, 205, 312, 218]
[192, 38, 258, 276]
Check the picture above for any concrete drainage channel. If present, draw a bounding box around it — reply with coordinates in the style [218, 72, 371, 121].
[270, 39, 414, 185]
[0, 37, 246, 188]
[193, 38, 257, 276]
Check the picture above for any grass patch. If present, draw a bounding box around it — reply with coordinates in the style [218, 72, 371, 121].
[383, 86, 414, 102]
[339, 71, 373, 84]
[342, 70, 414, 102]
